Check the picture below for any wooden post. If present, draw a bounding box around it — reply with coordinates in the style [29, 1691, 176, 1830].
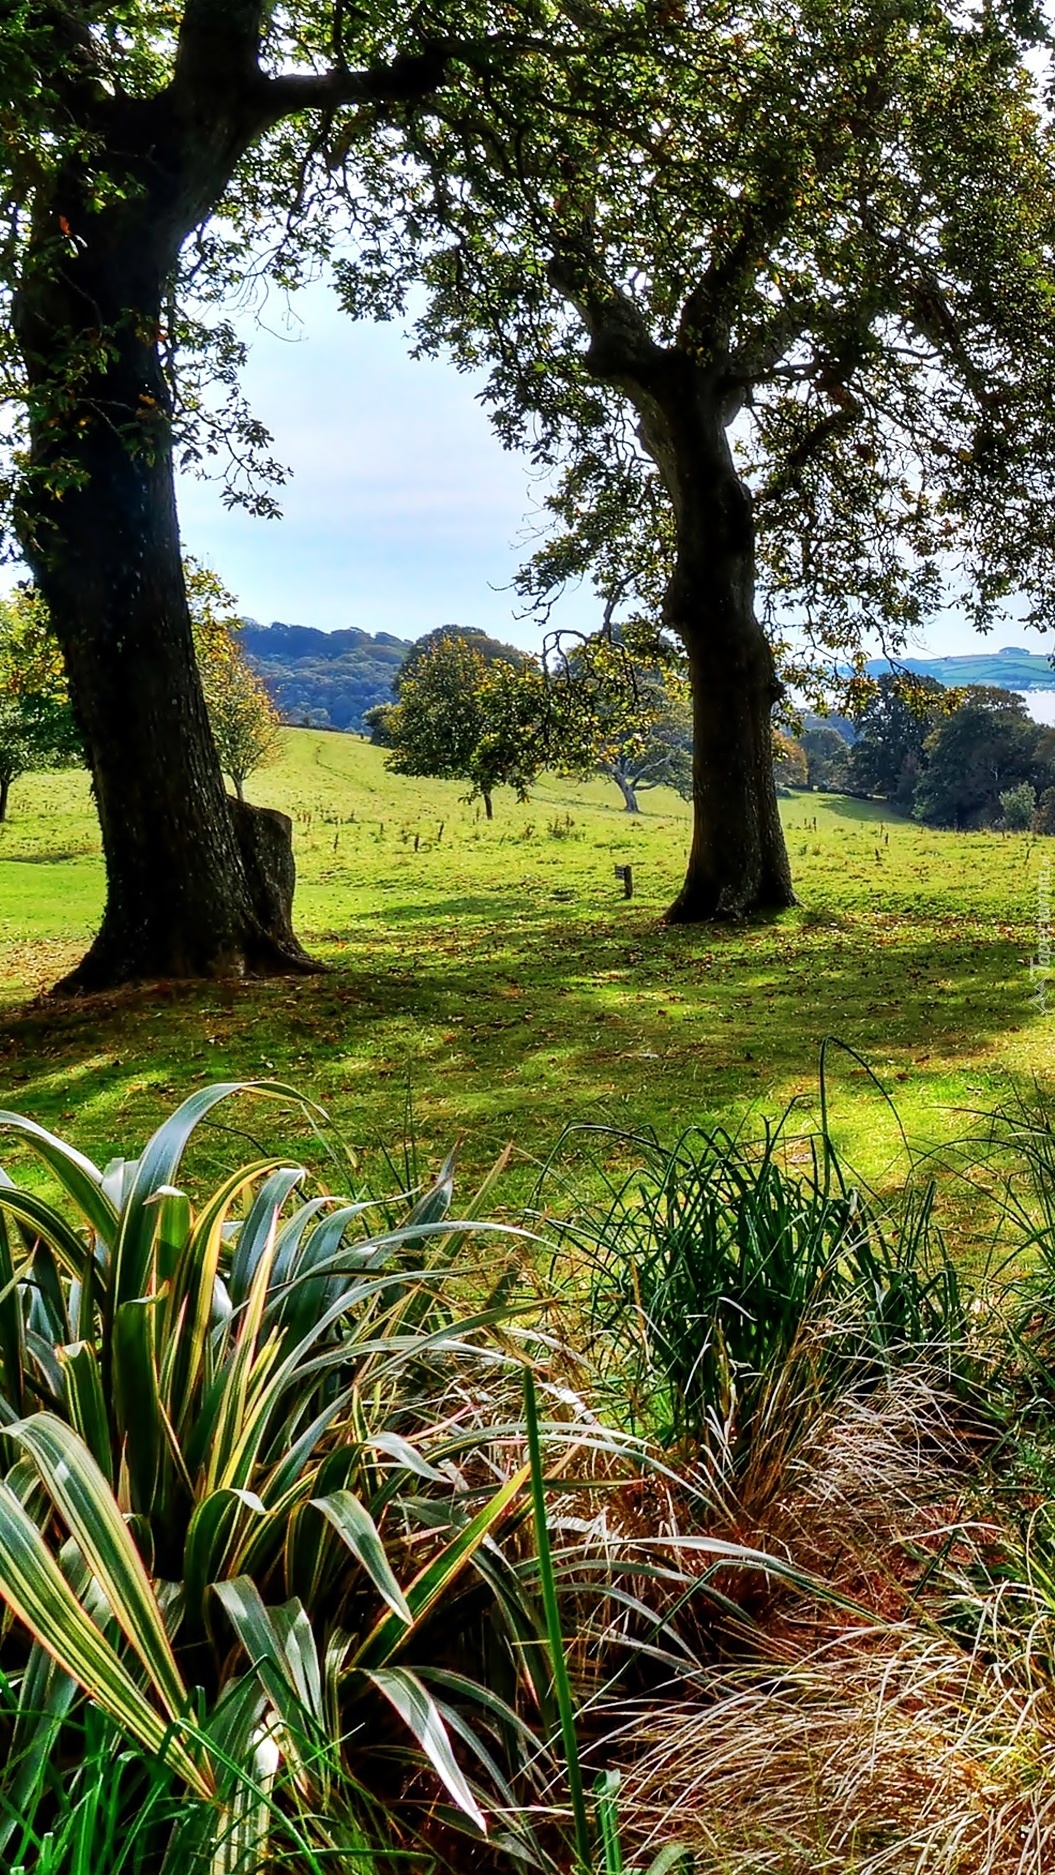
[614, 864, 634, 899]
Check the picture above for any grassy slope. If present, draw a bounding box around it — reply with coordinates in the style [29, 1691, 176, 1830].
[0, 729, 1047, 1226]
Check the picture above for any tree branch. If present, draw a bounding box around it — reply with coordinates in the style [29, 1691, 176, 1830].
[259, 44, 454, 122]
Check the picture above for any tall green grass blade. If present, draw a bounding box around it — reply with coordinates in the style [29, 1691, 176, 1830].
[523, 1368, 592, 1875]
[595, 1771, 624, 1875]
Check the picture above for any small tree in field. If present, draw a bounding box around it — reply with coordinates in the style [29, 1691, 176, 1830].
[205, 657, 284, 802]
[554, 638, 693, 813]
[187, 562, 283, 803]
[599, 697, 693, 813]
[772, 731, 808, 793]
[0, 588, 81, 821]
[1000, 782, 1036, 831]
[385, 633, 546, 818]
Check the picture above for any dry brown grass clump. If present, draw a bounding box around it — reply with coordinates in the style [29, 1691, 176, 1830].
[561, 1370, 1055, 1874]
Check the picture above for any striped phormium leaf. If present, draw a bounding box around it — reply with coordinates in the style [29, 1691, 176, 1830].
[0, 1085, 560, 1867]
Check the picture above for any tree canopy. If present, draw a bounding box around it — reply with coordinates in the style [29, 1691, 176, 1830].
[848, 674, 946, 812]
[339, 0, 1055, 916]
[913, 687, 1049, 829]
[0, 0, 584, 985]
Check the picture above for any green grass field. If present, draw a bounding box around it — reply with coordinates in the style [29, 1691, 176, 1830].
[0, 727, 1049, 1234]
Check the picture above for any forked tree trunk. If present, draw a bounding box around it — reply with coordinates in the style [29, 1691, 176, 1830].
[14, 206, 316, 989]
[607, 765, 641, 813]
[590, 330, 794, 920]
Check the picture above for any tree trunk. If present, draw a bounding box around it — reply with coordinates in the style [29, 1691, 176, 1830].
[0, 775, 9, 824]
[605, 344, 793, 920]
[14, 211, 317, 990]
[607, 765, 640, 813]
[483, 791, 494, 820]
[560, 265, 797, 922]
[667, 603, 794, 921]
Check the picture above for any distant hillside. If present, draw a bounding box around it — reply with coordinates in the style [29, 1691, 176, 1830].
[236, 621, 413, 732]
[865, 646, 1055, 690]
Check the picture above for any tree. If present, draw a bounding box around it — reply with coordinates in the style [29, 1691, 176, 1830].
[1000, 782, 1036, 830]
[772, 731, 808, 792]
[395, 625, 531, 694]
[802, 725, 851, 793]
[0, 3, 555, 987]
[574, 661, 693, 813]
[848, 675, 945, 812]
[1034, 787, 1055, 835]
[342, 0, 1055, 920]
[187, 561, 282, 801]
[201, 650, 283, 803]
[385, 633, 546, 818]
[913, 689, 1046, 829]
[599, 693, 693, 813]
[364, 702, 400, 746]
[0, 587, 81, 821]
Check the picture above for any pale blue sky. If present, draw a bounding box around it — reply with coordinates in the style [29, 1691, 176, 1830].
[176, 280, 1051, 663]
[4, 275, 1052, 665]
[176, 283, 592, 653]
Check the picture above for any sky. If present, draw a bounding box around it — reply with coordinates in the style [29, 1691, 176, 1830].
[175, 282, 595, 655]
[5, 273, 1054, 669]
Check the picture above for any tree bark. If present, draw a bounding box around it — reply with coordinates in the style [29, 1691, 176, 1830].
[570, 290, 795, 921]
[483, 791, 494, 820]
[14, 219, 318, 989]
[606, 765, 640, 813]
[668, 599, 793, 920]
[0, 775, 10, 824]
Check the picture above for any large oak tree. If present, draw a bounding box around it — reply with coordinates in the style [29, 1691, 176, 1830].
[340, 0, 1055, 919]
[0, 0, 553, 986]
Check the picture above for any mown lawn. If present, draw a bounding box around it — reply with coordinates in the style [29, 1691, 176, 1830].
[0, 728, 1048, 1237]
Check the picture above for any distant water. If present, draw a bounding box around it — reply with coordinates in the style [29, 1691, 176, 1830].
[1019, 690, 1055, 725]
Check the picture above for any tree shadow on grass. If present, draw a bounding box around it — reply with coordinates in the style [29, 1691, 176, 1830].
[0, 903, 1040, 1200]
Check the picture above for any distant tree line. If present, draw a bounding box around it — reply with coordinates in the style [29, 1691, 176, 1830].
[778, 677, 1055, 832]
[237, 622, 412, 734]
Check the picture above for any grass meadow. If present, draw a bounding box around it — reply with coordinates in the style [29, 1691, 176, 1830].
[0, 726, 1048, 1224]
[7, 731, 1055, 1872]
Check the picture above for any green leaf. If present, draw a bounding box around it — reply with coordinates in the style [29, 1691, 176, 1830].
[0, 1479, 210, 1797]
[7, 1414, 188, 1723]
[0, 1114, 117, 1246]
[310, 1489, 412, 1624]
[0, 1183, 96, 1284]
[0, 1203, 25, 1417]
[365, 1665, 487, 1832]
[229, 1166, 304, 1305]
[55, 1342, 111, 1485]
[212, 1577, 323, 1741]
[114, 1082, 322, 1314]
